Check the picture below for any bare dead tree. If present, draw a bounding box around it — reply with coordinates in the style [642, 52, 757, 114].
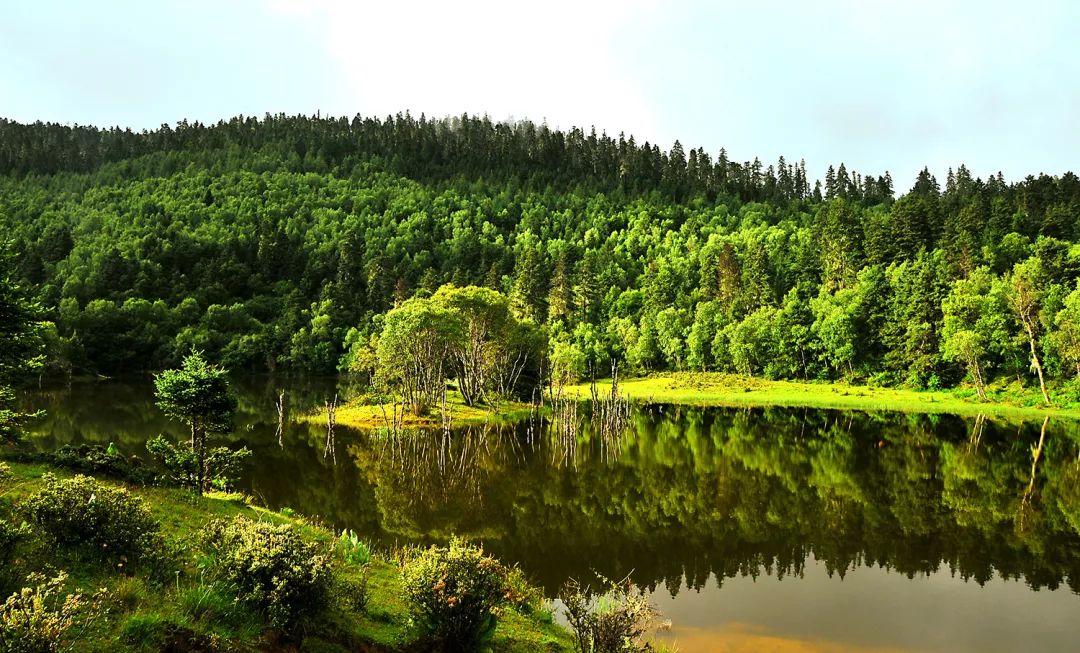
[440, 383, 453, 435]
[1020, 416, 1050, 527]
[591, 359, 631, 442]
[275, 389, 286, 448]
[1008, 270, 1051, 405]
[324, 393, 338, 464]
[967, 413, 987, 453]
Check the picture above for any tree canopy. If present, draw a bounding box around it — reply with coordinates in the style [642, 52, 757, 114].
[4, 113, 1080, 400]
[0, 243, 43, 443]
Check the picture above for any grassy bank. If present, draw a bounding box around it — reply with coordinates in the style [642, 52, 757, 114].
[566, 372, 1080, 421]
[0, 461, 573, 652]
[303, 390, 537, 430]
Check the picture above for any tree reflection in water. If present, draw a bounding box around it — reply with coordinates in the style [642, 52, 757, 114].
[23, 380, 1080, 601]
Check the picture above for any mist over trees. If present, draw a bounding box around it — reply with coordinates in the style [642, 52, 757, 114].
[3, 112, 1080, 399]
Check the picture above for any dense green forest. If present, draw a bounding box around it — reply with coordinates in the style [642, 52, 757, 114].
[4, 113, 1080, 399]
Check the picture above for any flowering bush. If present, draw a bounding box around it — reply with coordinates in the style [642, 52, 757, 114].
[401, 539, 509, 651]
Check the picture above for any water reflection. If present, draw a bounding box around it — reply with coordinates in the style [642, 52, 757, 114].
[19, 380, 1080, 652]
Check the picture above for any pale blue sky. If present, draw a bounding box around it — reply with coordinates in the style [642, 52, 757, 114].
[3, 0, 1078, 187]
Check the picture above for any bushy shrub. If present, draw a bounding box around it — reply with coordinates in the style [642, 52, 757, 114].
[0, 461, 9, 484]
[504, 565, 544, 614]
[146, 436, 251, 492]
[0, 518, 27, 590]
[23, 474, 162, 568]
[51, 444, 154, 484]
[201, 516, 332, 632]
[1056, 376, 1080, 404]
[401, 539, 509, 651]
[560, 577, 658, 653]
[0, 572, 109, 653]
[0, 518, 22, 563]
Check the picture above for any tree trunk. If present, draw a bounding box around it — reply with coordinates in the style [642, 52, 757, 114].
[195, 427, 205, 496]
[971, 358, 987, 401]
[1022, 321, 1051, 405]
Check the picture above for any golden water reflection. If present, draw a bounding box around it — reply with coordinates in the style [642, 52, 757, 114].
[656, 623, 922, 653]
[650, 555, 1080, 653]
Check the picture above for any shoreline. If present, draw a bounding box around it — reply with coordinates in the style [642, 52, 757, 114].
[565, 372, 1080, 422]
[301, 391, 538, 430]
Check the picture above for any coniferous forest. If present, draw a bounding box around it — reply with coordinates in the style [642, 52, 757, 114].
[4, 113, 1080, 401]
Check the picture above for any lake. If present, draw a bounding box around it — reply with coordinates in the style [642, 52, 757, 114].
[19, 378, 1080, 652]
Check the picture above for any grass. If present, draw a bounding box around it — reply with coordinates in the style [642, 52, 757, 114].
[304, 389, 538, 430]
[0, 461, 575, 652]
[565, 372, 1080, 421]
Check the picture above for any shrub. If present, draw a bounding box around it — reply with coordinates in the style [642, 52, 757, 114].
[560, 577, 658, 653]
[51, 444, 154, 484]
[23, 474, 162, 568]
[0, 572, 109, 653]
[504, 565, 544, 614]
[201, 516, 332, 632]
[0, 518, 23, 564]
[401, 539, 509, 651]
[0, 462, 9, 484]
[146, 436, 251, 492]
[0, 518, 27, 591]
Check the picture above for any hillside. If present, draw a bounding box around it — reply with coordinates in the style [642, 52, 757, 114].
[3, 113, 1080, 400]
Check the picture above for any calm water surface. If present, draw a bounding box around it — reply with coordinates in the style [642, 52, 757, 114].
[19, 378, 1080, 652]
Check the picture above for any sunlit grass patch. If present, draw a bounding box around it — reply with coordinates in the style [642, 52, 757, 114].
[566, 372, 1080, 422]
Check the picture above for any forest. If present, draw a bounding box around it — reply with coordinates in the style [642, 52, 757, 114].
[3, 113, 1080, 403]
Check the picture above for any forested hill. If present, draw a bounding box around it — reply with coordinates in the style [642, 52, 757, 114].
[3, 113, 1080, 398]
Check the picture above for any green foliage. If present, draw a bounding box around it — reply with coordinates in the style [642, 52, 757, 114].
[154, 351, 236, 438]
[0, 572, 109, 653]
[6, 113, 1080, 401]
[550, 336, 588, 388]
[503, 566, 544, 615]
[375, 298, 459, 415]
[146, 436, 251, 492]
[0, 244, 44, 445]
[401, 539, 510, 652]
[560, 577, 657, 653]
[23, 474, 162, 568]
[0, 518, 23, 567]
[200, 516, 332, 632]
[49, 444, 153, 484]
[375, 286, 544, 411]
[154, 351, 238, 493]
[336, 529, 371, 567]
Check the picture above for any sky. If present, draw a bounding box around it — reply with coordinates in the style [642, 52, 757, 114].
[2, 0, 1078, 187]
